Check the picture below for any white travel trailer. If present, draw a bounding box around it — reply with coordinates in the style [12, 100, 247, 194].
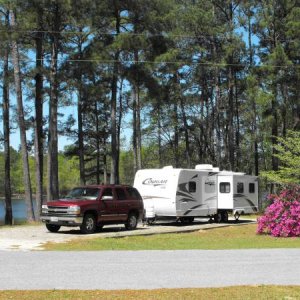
[133, 165, 258, 223]
[134, 165, 219, 223]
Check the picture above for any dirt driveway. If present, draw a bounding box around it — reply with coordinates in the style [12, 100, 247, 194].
[0, 219, 255, 251]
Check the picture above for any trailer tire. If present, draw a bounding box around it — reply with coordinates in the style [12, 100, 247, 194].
[214, 212, 222, 223]
[180, 217, 194, 224]
[146, 218, 156, 225]
[221, 211, 229, 223]
[125, 213, 138, 230]
[46, 224, 61, 233]
[234, 212, 240, 222]
[80, 214, 96, 234]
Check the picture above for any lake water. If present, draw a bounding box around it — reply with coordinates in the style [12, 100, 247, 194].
[0, 199, 37, 224]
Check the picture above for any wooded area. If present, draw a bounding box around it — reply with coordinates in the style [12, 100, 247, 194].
[0, 0, 299, 223]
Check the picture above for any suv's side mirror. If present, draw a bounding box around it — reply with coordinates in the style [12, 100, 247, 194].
[102, 195, 113, 201]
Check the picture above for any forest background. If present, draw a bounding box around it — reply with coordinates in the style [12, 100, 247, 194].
[0, 0, 299, 223]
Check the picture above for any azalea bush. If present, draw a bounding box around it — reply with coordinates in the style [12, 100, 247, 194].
[257, 187, 300, 237]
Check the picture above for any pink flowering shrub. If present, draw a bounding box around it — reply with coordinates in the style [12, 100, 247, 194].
[257, 187, 300, 237]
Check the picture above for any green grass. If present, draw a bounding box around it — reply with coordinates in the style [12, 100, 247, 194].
[0, 286, 300, 300]
[44, 224, 300, 251]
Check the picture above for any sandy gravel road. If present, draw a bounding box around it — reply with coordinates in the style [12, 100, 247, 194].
[0, 219, 254, 251]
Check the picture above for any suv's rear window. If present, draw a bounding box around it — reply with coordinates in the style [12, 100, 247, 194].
[116, 188, 127, 200]
[126, 187, 141, 200]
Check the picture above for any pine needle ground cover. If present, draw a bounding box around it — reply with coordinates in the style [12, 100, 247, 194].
[44, 224, 300, 251]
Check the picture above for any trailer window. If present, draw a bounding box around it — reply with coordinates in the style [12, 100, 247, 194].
[220, 182, 230, 193]
[237, 182, 244, 193]
[189, 181, 196, 193]
[249, 183, 255, 193]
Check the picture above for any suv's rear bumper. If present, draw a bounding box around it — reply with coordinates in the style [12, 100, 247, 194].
[41, 215, 83, 226]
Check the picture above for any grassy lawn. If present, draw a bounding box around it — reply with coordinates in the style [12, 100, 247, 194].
[44, 224, 300, 251]
[0, 286, 300, 300]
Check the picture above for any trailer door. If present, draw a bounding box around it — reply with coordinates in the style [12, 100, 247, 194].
[217, 176, 233, 209]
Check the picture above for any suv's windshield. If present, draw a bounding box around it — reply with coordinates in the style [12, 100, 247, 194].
[65, 188, 100, 200]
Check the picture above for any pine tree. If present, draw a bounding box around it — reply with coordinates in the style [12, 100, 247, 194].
[9, 7, 35, 221]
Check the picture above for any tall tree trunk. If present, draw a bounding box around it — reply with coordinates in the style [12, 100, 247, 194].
[34, 6, 44, 219]
[213, 40, 222, 167]
[234, 74, 240, 171]
[227, 63, 235, 171]
[173, 102, 179, 168]
[94, 101, 101, 184]
[133, 87, 137, 172]
[247, 11, 259, 176]
[110, 4, 120, 184]
[157, 103, 163, 168]
[47, 3, 60, 200]
[132, 82, 142, 173]
[271, 95, 279, 171]
[110, 56, 119, 184]
[77, 36, 85, 185]
[136, 85, 142, 170]
[117, 79, 124, 176]
[134, 51, 142, 171]
[10, 9, 35, 221]
[78, 88, 85, 185]
[3, 11, 13, 225]
[180, 97, 191, 168]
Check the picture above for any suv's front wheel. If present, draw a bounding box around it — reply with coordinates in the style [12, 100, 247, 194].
[46, 224, 61, 233]
[80, 214, 96, 234]
[125, 213, 138, 230]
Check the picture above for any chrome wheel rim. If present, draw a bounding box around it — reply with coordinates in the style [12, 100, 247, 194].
[129, 216, 137, 228]
[86, 217, 94, 230]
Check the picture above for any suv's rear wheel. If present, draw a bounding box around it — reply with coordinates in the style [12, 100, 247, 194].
[46, 224, 61, 233]
[125, 213, 138, 230]
[80, 214, 96, 234]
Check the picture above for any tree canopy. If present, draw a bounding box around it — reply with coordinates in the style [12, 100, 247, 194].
[0, 0, 300, 222]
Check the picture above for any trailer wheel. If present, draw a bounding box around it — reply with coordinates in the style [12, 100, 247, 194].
[46, 224, 61, 233]
[180, 217, 194, 224]
[221, 211, 229, 223]
[214, 212, 222, 223]
[146, 218, 156, 225]
[234, 212, 240, 222]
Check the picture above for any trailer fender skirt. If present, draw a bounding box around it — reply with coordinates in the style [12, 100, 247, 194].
[233, 209, 245, 216]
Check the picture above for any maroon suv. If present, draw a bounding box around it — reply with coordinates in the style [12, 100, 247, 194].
[41, 185, 144, 234]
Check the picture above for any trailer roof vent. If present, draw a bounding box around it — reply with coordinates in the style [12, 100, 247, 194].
[163, 166, 173, 170]
[195, 164, 213, 170]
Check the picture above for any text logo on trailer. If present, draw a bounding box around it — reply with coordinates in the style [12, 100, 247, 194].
[142, 178, 168, 187]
